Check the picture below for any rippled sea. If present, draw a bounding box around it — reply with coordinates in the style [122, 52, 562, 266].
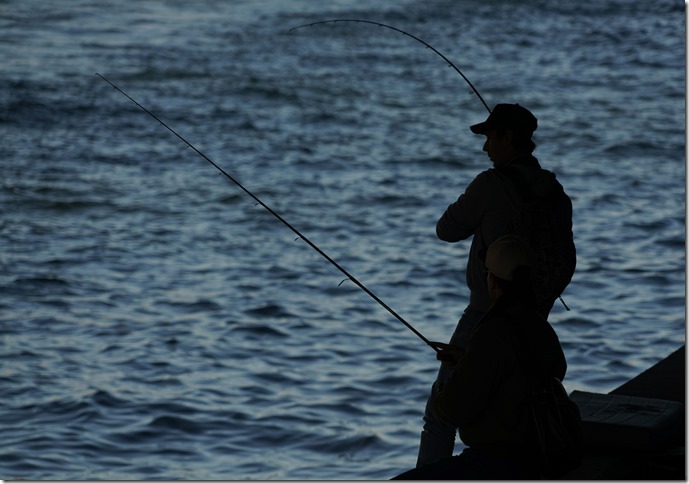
[1, 0, 685, 480]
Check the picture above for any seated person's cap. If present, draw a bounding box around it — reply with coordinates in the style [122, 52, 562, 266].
[485, 235, 535, 281]
[470, 103, 538, 135]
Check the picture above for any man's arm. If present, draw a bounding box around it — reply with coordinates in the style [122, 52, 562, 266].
[436, 172, 490, 242]
[432, 323, 503, 429]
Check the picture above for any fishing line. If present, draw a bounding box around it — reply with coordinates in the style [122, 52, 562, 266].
[289, 19, 491, 113]
[96, 73, 438, 353]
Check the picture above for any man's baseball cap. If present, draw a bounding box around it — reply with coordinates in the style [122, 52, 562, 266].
[485, 235, 535, 282]
[470, 103, 538, 136]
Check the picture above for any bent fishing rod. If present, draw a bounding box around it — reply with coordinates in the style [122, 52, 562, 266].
[289, 19, 491, 114]
[291, 22, 574, 313]
[96, 73, 438, 352]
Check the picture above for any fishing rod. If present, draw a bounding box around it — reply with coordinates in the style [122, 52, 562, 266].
[96, 73, 439, 352]
[289, 19, 491, 114]
[291, 22, 573, 313]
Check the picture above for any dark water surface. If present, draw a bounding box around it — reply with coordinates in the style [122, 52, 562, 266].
[1, 0, 685, 479]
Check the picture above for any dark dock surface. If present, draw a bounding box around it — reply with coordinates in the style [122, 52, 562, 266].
[563, 345, 685, 479]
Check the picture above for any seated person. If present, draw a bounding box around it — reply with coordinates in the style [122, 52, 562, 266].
[393, 235, 567, 480]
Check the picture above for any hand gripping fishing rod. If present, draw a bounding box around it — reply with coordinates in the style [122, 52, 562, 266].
[96, 73, 438, 352]
[289, 19, 491, 114]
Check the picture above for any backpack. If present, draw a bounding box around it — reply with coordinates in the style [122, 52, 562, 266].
[529, 376, 584, 478]
[503, 302, 583, 478]
[509, 313, 583, 478]
[493, 165, 576, 315]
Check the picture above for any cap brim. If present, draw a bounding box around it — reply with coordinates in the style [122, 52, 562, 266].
[470, 122, 490, 134]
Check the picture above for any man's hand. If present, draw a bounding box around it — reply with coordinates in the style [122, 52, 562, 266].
[432, 341, 465, 367]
